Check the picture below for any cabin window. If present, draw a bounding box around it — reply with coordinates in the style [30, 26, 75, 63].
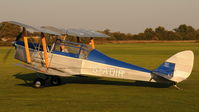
[53, 40, 91, 59]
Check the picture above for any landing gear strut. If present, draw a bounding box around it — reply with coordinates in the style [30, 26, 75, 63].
[33, 75, 61, 88]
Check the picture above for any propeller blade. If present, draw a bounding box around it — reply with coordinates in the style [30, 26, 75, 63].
[16, 32, 23, 41]
[3, 31, 21, 63]
[3, 47, 14, 63]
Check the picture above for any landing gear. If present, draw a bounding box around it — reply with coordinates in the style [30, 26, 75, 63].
[33, 75, 62, 88]
[33, 78, 45, 88]
[50, 76, 61, 86]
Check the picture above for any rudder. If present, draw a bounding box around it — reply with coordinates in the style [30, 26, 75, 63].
[153, 50, 194, 83]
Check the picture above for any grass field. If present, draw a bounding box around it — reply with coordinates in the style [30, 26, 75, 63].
[0, 43, 199, 112]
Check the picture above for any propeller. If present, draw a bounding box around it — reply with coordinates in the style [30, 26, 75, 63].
[15, 32, 23, 41]
[3, 47, 14, 63]
[3, 32, 23, 63]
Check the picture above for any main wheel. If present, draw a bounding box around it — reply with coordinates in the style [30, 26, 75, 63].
[33, 78, 45, 88]
[50, 76, 61, 86]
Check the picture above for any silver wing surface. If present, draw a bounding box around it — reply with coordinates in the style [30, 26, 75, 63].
[7, 21, 61, 35]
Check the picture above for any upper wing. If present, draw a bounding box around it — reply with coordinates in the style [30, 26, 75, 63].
[65, 28, 110, 38]
[41, 26, 65, 35]
[41, 26, 110, 38]
[6, 21, 61, 35]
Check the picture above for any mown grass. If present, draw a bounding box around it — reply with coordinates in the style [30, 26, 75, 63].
[0, 43, 199, 112]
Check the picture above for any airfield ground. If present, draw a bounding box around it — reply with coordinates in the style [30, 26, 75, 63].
[0, 43, 199, 112]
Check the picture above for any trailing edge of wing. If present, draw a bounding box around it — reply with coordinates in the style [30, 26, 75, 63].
[6, 21, 61, 35]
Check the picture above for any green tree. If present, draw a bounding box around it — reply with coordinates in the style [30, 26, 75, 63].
[143, 28, 156, 40]
[174, 24, 197, 40]
[155, 26, 166, 40]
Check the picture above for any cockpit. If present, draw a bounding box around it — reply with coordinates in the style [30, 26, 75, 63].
[51, 39, 92, 59]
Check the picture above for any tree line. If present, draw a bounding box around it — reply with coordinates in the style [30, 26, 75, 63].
[1, 22, 199, 41]
[101, 25, 199, 40]
[0, 22, 21, 40]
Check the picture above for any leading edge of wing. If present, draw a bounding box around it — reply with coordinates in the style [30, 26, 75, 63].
[6, 21, 61, 36]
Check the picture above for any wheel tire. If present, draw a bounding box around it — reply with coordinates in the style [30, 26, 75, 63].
[50, 76, 61, 86]
[33, 78, 45, 88]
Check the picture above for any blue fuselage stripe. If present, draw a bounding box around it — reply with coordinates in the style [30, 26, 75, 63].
[87, 50, 151, 73]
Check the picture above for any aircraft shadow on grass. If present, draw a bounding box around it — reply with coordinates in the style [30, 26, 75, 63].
[13, 73, 172, 88]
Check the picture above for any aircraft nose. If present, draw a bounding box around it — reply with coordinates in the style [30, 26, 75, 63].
[11, 41, 16, 46]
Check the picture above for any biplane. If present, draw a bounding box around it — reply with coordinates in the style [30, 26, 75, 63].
[3, 21, 194, 89]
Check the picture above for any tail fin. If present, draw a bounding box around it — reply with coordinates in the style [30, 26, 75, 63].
[153, 50, 194, 83]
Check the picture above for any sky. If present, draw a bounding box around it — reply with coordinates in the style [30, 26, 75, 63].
[0, 0, 198, 34]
